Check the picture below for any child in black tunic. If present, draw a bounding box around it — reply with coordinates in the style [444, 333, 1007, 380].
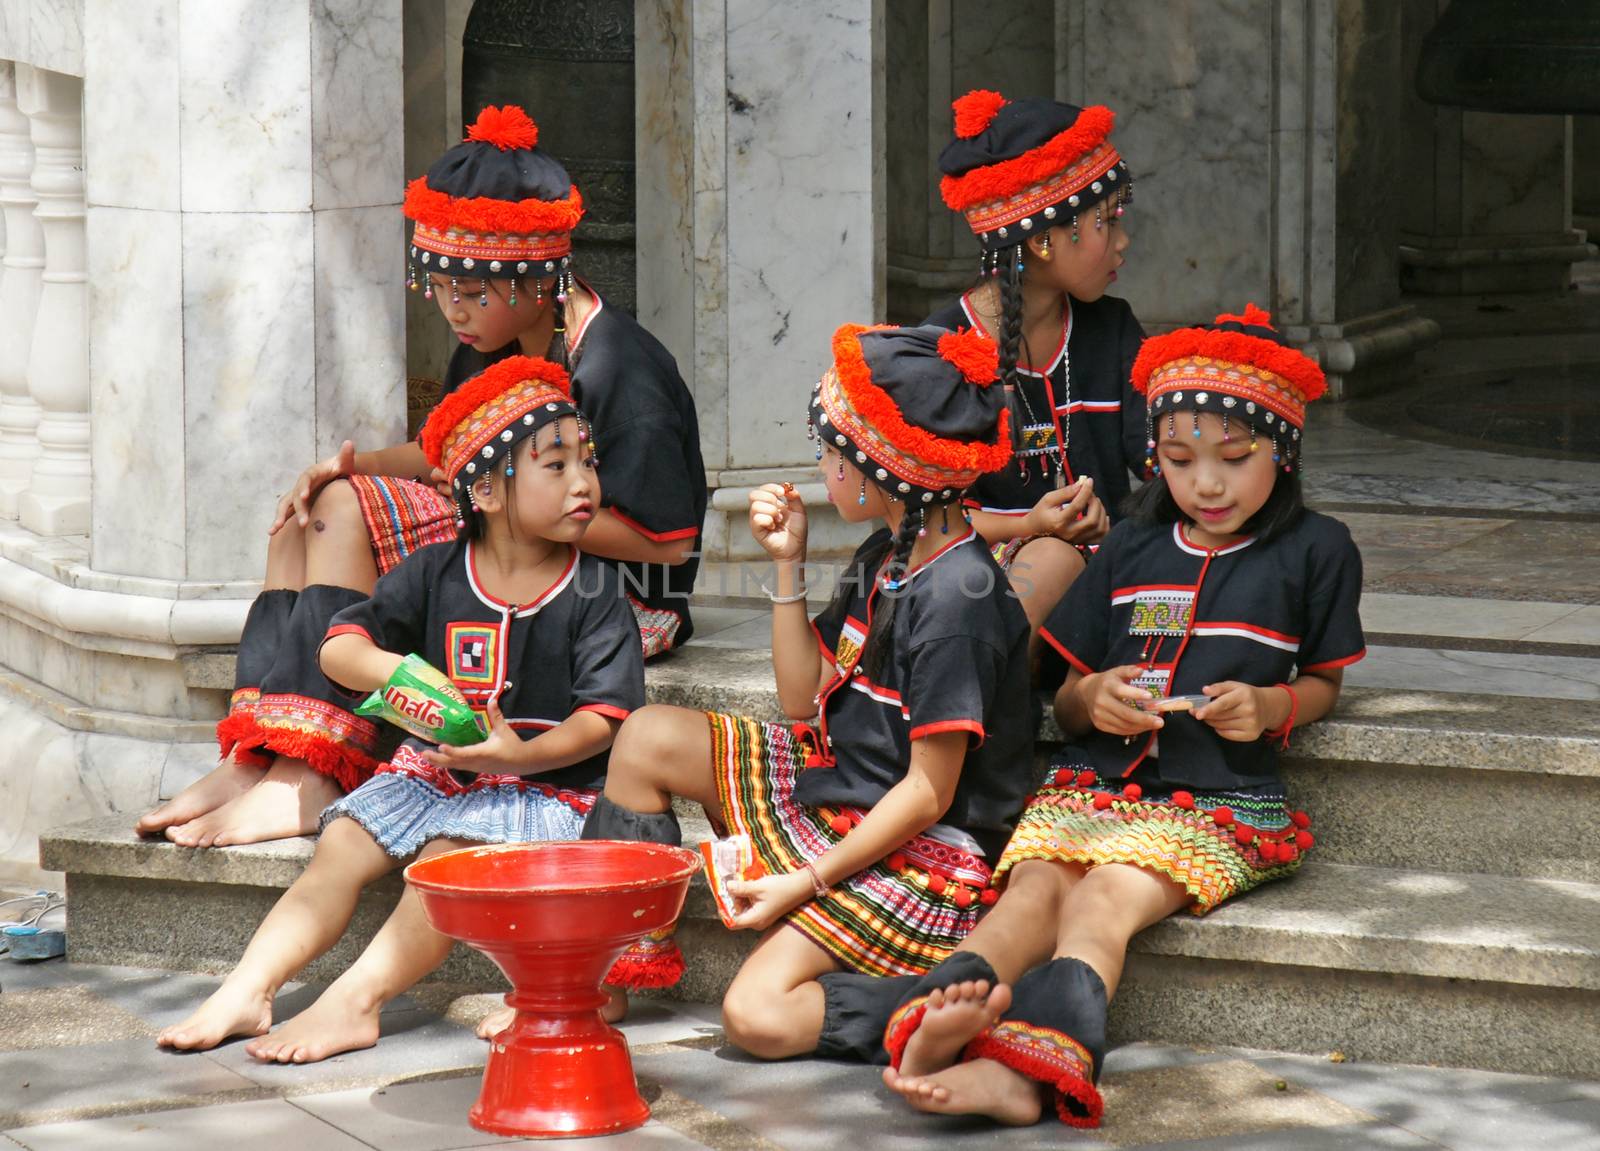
[139, 104, 704, 848]
[924, 91, 1146, 659]
[156, 356, 644, 1064]
[572, 323, 1034, 1060]
[830, 306, 1362, 1127]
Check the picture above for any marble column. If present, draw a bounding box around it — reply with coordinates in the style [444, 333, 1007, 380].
[1576, 116, 1600, 234]
[884, 0, 1054, 323]
[83, 0, 406, 581]
[1053, 0, 1435, 399]
[1398, 0, 1586, 295]
[637, 0, 885, 560]
[0, 61, 42, 519]
[18, 66, 87, 536]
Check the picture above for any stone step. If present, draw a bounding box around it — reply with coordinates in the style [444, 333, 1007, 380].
[647, 645, 1600, 882]
[38, 815, 1600, 1078]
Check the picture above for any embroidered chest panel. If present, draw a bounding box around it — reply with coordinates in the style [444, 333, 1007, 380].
[834, 617, 866, 675]
[1016, 421, 1060, 459]
[1125, 589, 1195, 637]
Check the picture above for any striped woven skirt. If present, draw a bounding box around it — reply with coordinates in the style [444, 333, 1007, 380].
[321, 743, 598, 858]
[995, 758, 1313, 914]
[707, 712, 995, 977]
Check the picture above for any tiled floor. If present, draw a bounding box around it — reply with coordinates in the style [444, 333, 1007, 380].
[3, 958, 1597, 1150]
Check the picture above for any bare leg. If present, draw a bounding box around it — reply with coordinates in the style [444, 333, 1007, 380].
[602, 704, 726, 820]
[1007, 537, 1085, 666]
[246, 836, 469, 1064]
[890, 864, 1191, 1123]
[166, 757, 342, 848]
[169, 481, 377, 848]
[156, 818, 396, 1051]
[137, 751, 266, 838]
[136, 526, 310, 837]
[721, 925, 842, 1060]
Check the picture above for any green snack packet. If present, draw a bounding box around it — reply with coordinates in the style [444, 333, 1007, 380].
[356, 653, 487, 746]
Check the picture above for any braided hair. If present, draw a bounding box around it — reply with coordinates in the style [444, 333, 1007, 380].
[859, 506, 927, 681]
[991, 240, 1030, 456]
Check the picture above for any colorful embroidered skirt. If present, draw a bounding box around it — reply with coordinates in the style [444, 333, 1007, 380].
[707, 712, 995, 976]
[628, 594, 682, 660]
[348, 474, 459, 576]
[321, 744, 598, 858]
[995, 760, 1313, 914]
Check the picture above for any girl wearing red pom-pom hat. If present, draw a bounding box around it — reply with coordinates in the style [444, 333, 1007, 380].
[138, 105, 706, 850]
[923, 90, 1147, 666]
[577, 322, 1038, 1063]
[823, 306, 1365, 1131]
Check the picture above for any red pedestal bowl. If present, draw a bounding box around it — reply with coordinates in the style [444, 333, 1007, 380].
[405, 840, 701, 1139]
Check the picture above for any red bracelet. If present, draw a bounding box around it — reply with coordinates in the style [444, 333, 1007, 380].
[800, 860, 831, 898]
[1263, 683, 1298, 748]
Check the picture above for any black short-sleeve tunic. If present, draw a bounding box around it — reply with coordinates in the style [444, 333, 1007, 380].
[1039, 512, 1365, 790]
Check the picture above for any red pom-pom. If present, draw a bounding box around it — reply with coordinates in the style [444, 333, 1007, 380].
[829, 815, 852, 835]
[1215, 302, 1275, 329]
[1291, 810, 1312, 829]
[1171, 790, 1195, 810]
[887, 852, 907, 872]
[952, 89, 1007, 139]
[466, 104, 538, 151]
[1092, 793, 1114, 811]
[979, 888, 1000, 906]
[1258, 840, 1279, 863]
[1211, 806, 1234, 827]
[954, 886, 974, 910]
[928, 874, 948, 895]
[1121, 784, 1143, 801]
[1295, 831, 1314, 851]
[937, 328, 1000, 386]
[1076, 770, 1098, 788]
[1234, 825, 1256, 845]
[1281, 844, 1300, 863]
[1053, 769, 1075, 788]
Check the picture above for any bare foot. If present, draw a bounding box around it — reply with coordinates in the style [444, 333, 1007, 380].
[156, 979, 274, 1052]
[136, 755, 263, 837]
[244, 986, 381, 1064]
[167, 758, 342, 848]
[476, 985, 627, 1040]
[882, 1058, 1044, 1126]
[899, 979, 1012, 1078]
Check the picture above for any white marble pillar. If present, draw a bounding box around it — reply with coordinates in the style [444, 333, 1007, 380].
[1053, 0, 1435, 399]
[637, 0, 885, 560]
[0, 61, 42, 518]
[18, 66, 87, 536]
[83, 0, 406, 581]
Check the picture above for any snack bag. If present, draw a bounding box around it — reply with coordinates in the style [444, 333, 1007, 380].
[356, 653, 487, 746]
[698, 834, 767, 927]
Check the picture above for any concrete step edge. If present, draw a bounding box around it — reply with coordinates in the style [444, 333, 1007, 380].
[44, 817, 1600, 995]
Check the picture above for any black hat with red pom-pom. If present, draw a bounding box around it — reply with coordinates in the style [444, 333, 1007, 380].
[807, 324, 1013, 518]
[1132, 304, 1328, 474]
[403, 105, 584, 306]
[938, 90, 1132, 254]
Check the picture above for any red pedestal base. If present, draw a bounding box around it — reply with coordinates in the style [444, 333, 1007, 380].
[405, 841, 700, 1139]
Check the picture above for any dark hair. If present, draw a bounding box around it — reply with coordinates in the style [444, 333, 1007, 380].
[858, 511, 926, 681]
[458, 441, 523, 542]
[991, 241, 1030, 455]
[1122, 465, 1305, 545]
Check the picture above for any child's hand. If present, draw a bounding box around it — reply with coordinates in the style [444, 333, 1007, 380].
[420, 697, 524, 772]
[1057, 489, 1109, 545]
[429, 466, 451, 499]
[1082, 665, 1165, 737]
[725, 870, 814, 932]
[1194, 682, 1281, 742]
[1021, 482, 1084, 539]
[269, 440, 357, 535]
[748, 483, 807, 563]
